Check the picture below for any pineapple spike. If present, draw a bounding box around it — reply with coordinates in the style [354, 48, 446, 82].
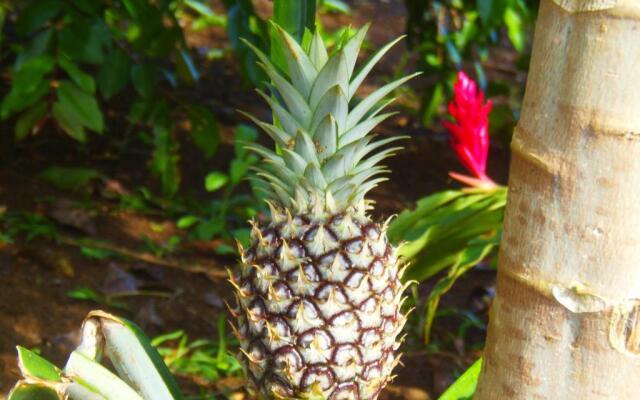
[309, 30, 328, 69]
[347, 72, 421, 130]
[255, 89, 302, 134]
[238, 111, 291, 147]
[339, 112, 398, 146]
[256, 60, 312, 125]
[341, 23, 370, 77]
[270, 22, 318, 98]
[265, 200, 286, 224]
[349, 35, 407, 100]
[309, 51, 349, 110]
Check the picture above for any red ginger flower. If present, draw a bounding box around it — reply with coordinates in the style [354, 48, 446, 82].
[443, 71, 496, 189]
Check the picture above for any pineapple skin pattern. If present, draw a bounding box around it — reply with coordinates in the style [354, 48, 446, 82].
[230, 23, 416, 400]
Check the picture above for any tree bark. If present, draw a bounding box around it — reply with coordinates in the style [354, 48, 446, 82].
[475, 0, 640, 398]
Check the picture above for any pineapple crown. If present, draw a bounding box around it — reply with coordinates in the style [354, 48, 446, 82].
[242, 23, 418, 215]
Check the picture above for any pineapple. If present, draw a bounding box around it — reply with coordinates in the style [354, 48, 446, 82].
[230, 24, 417, 400]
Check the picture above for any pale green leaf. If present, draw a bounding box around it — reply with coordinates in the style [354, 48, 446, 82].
[308, 51, 349, 110]
[348, 36, 405, 99]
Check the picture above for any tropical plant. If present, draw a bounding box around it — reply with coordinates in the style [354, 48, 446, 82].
[404, 0, 536, 124]
[152, 317, 243, 384]
[8, 311, 184, 400]
[0, 0, 215, 197]
[228, 22, 417, 398]
[475, 1, 640, 398]
[388, 72, 505, 342]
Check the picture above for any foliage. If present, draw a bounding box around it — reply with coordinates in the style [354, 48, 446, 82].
[404, 0, 536, 124]
[0, 211, 59, 242]
[152, 317, 243, 384]
[8, 311, 184, 400]
[39, 166, 101, 191]
[1, 0, 215, 197]
[176, 124, 261, 249]
[437, 357, 482, 400]
[172, 0, 227, 33]
[388, 187, 506, 342]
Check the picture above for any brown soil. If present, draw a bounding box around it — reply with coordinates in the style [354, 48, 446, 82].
[0, 1, 514, 398]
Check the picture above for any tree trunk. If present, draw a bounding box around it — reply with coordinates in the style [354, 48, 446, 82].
[475, 1, 640, 398]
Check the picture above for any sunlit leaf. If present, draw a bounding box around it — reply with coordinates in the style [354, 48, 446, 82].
[438, 358, 482, 400]
[205, 172, 229, 192]
[16, 347, 62, 382]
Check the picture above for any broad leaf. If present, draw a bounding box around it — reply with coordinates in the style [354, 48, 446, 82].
[97, 49, 131, 99]
[58, 57, 95, 94]
[56, 80, 104, 133]
[16, 347, 62, 382]
[15, 101, 48, 140]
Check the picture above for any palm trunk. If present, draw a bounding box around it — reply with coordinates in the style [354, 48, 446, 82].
[475, 1, 640, 398]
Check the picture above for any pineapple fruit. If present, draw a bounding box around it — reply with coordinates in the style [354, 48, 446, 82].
[230, 24, 417, 400]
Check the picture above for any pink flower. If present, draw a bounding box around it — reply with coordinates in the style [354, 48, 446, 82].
[443, 71, 496, 189]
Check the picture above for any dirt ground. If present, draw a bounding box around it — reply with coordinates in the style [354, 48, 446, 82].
[0, 1, 513, 398]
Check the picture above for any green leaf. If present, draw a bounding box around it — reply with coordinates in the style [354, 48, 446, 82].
[230, 159, 251, 185]
[15, 0, 63, 35]
[90, 312, 185, 399]
[58, 57, 95, 94]
[66, 286, 129, 310]
[422, 234, 499, 342]
[232, 228, 251, 248]
[388, 190, 467, 242]
[477, 0, 507, 26]
[97, 49, 131, 99]
[58, 21, 109, 64]
[504, 7, 526, 52]
[233, 124, 258, 158]
[1, 56, 54, 119]
[65, 351, 144, 400]
[81, 246, 117, 260]
[66, 286, 102, 302]
[438, 358, 483, 400]
[422, 81, 445, 125]
[205, 172, 229, 192]
[196, 219, 223, 240]
[16, 347, 62, 382]
[15, 101, 48, 140]
[188, 106, 220, 158]
[8, 383, 61, 400]
[52, 101, 86, 141]
[321, 0, 351, 14]
[131, 64, 157, 98]
[390, 188, 507, 290]
[56, 80, 104, 133]
[151, 122, 180, 197]
[40, 166, 100, 191]
[14, 29, 54, 70]
[176, 216, 199, 229]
